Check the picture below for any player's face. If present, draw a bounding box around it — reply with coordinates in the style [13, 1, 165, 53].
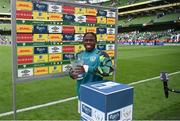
[83, 34, 96, 52]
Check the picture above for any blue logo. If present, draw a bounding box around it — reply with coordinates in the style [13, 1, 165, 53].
[82, 104, 92, 117]
[34, 25, 48, 34]
[98, 10, 107, 16]
[97, 45, 106, 50]
[63, 14, 75, 22]
[108, 111, 121, 120]
[63, 34, 74, 41]
[97, 28, 107, 34]
[63, 54, 74, 60]
[34, 47, 48, 54]
[33, 3, 47, 11]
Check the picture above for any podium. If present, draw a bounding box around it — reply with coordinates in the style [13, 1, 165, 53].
[80, 81, 133, 121]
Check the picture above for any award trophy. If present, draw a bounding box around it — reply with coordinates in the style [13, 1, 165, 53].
[70, 59, 84, 80]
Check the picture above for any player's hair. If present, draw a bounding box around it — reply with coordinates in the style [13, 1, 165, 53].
[83, 32, 97, 42]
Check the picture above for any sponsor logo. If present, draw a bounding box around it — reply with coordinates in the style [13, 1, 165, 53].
[86, 16, 96, 23]
[97, 17, 106, 24]
[107, 28, 115, 34]
[49, 13, 62, 20]
[75, 15, 86, 23]
[75, 45, 85, 52]
[107, 18, 115, 25]
[33, 3, 47, 11]
[75, 34, 84, 42]
[17, 34, 33, 42]
[33, 34, 48, 42]
[18, 68, 33, 77]
[33, 11, 48, 20]
[86, 27, 96, 33]
[108, 111, 121, 120]
[49, 65, 61, 73]
[62, 64, 71, 72]
[63, 6, 75, 14]
[18, 55, 33, 64]
[97, 28, 107, 34]
[16, 1, 32, 11]
[98, 10, 107, 16]
[75, 26, 86, 33]
[106, 44, 115, 50]
[49, 54, 62, 62]
[17, 47, 33, 55]
[49, 34, 62, 42]
[97, 34, 106, 41]
[90, 56, 96, 62]
[62, 46, 75, 53]
[107, 11, 116, 18]
[48, 5, 62, 13]
[107, 34, 115, 41]
[34, 47, 48, 54]
[49, 46, 62, 53]
[63, 34, 74, 41]
[86, 8, 97, 16]
[63, 53, 74, 60]
[63, 26, 75, 34]
[34, 67, 48, 75]
[17, 25, 33, 33]
[16, 10, 32, 19]
[97, 45, 106, 50]
[34, 55, 48, 63]
[63, 14, 75, 22]
[34, 25, 48, 34]
[75, 7, 86, 14]
[82, 104, 92, 117]
[48, 25, 62, 33]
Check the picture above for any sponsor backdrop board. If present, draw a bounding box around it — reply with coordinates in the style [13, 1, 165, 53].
[12, 0, 117, 81]
[80, 81, 133, 121]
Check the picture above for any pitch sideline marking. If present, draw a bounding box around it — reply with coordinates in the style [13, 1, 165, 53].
[0, 71, 180, 117]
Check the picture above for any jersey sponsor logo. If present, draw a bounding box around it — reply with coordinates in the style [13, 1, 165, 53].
[75, 45, 85, 53]
[34, 25, 48, 34]
[75, 15, 86, 23]
[97, 10, 107, 16]
[17, 25, 33, 33]
[75, 34, 84, 42]
[34, 67, 48, 75]
[106, 11, 116, 18]
[49, 46, 62, 53]
[63, 26, 75, 34]
[86, 16, 96, 23]
[48, 13, 62, 20]
[86, 27, 96, 33]
[75, 7, 86, 14]
[17, 34, 33, 42]
[107, 28, 115, 34]
[16, 10, 32, 19]
[97, 17, 106, 24]
[105, 50, 114, 57]
[62, 64, 71, 72]
[63, 6, 75, 14]
[49, 34, 62, 42]
[48, 5, 62, 13]
[63, 14, 75, 22]
[18, 55, 33, 64]
[62, 46, 75, 53]
[48, 25, 62, 33]
[63, 34, 74, 41]
[97, 45, 106, 50]
[49, 54, 62, 62]
[49, 65, 62, 73]
[107, 34, 115, 41]
[33, 11, 48, 20]
[90, 56, 96, 62]
[97, 34, 106, 41]
[107, 18, 115, 25]
[33, 3, 47, 11]
[18, 68, 33, 77]
[16, 1, 32, 11]
[63, 53, 74, 60]
[97, 28, 107, 34]
[106, 44, 115, 50]
[17, 47, 33, 55]
[86, 8, 97, 16]
[75, 26, 86, 33]
[34, 47, 48, 54]
[34, 55, 48, 63]
[33, 34, 48, 42]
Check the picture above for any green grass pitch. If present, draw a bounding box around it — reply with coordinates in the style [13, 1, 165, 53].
[0, 45, 180, 120]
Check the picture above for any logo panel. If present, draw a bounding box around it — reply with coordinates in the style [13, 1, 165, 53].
[75, 26, 86, 33]
[48, 25, 62, 33]
[33, 34, 48, 42]
[107, 28, 115, 34]
[107, 34, 115, 41]
[18, 55, 33, 64]
[17, 25, 33, 33]
[34, 25, 48, 34]
[49, 34, 62, 42]
[49, 46, 62, 54]
[16, 1, 32, 11]
[33, 11, 48, 20]
[75, 7, 86, 14]
[49, 65, 62, 74]
[33, 3, 47, 11]
[17, 47, 33, 56]
[34, 67, 48, 75]
[34, 47, 48, 54]
[16, 10, 32, 19]
[97, 17, 106, 24]
[75, 15, 86, 23]
[62, 6, 75, 14]
[18, 68, 33, 77]
[48, 5, 62, 13]
[49, 54, 62, 62]
[17, 34, 33, 42]
[63, 53, 74, 60]
[34, 55, 48, 63]
[86, 8, 97, 16]
[62, 46, 75, 53]
[75, 34, 84, 42]
[49, 13, 63, 20]
[63, 26, 75, 34]
[86, 27, 96, 33]
[107, 18, 115, 25]
[97, 34, 106, 41]
[86, 16, 96, 23]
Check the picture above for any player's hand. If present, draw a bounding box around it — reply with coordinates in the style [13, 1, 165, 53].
[74, 65, 85, 74]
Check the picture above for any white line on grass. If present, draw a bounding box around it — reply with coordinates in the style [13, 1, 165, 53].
[0, 70, 180, 117]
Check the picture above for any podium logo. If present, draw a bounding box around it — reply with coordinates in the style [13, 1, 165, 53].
[82, 104, 92, 117]
[108, 111, 121, 120]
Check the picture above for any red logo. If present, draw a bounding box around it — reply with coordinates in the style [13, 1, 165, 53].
[16, 10, 32, 19]
[18, 56, 33, 64]
[63, 26, 75, 34]
[17, 34, 33, 42]
[63, 6, 75, 14]
[86, 16, 96, 23]
[62, 46, 75, 53]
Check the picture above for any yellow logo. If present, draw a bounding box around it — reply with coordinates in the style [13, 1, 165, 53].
[49, 65, 62, 74]
[75, 26, 86, 33]
[97, 34, 106, 41]
[34, 55, 48, 63]
[16, 1, 32, 11]
[33, 34, 48, 42]
[86, 8, 97, 16]
[49, 13, 63, 21]
[17, 24, 33, 33]
[34, 67, 48, 75]
[75, 45, 85, 53]
[49, 54, 62, 62]
[75, 7, 86, 14]
[107, 18, 116, 25]
[33, 11, 48, 20]
[107, 34, 115, 41]
[97, 17, 106, 24]
[49, 34, 62, 42]
[86, 27, 96, 33]
[17, 47, 33, 55]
